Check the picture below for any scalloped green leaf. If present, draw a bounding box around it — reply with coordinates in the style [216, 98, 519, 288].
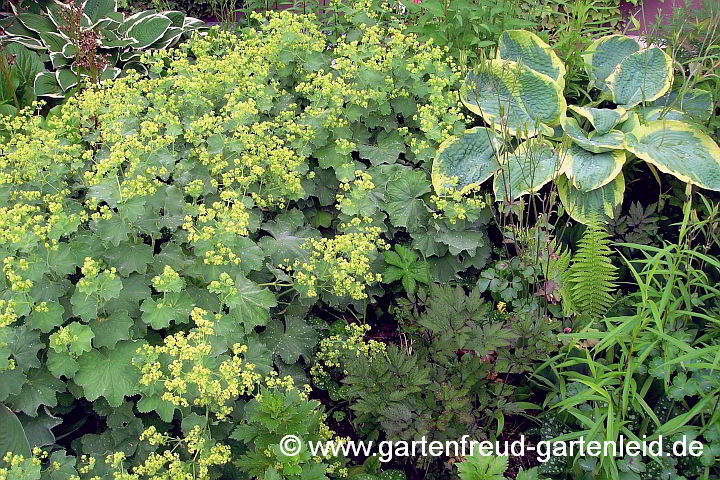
[583, 34, 641, 92]
[126, 14, 172, 49]
[567, 106, 628, 134]
[561, 116, 625, 153]
[640, 89, 714, 123]
[557, 172, 624, 224]
[461, 59, 566, 137]
[493, 138, 564, 201]
[564, 144, 625, 191]
[497, 30, 566, 89]
[625, 120, 720, 191]
[75, 340, 145, 407]
[606, 47, 672, 108]
[431, 127, 502, 191]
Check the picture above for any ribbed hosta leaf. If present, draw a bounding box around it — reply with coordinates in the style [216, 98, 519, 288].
[493, 138, 564, 201]
[126, 14, 172, 49]
[583, 34, 641, 92]
[564, 144, 625, 191]
[639, 89, 714, 123]
[431, 127, 502, 191]
[461, 59, 566, 137]
[34, 72, 64, 98]
[606, 47, 672, 108]
[625, 120, 720, 191]
[561, 116, 625, 153]
[557, 172, 625, 224]
[497, 30, 566, 89]
[568, 106, 627, 134]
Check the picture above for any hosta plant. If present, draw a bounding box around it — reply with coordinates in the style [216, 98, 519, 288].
[1, 0, 204, 99]
[432, 30, 720, 224]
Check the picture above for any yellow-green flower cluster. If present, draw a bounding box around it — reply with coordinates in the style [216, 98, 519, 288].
[0, 450, 43, 480]
[431, 174, 488, 224]
[135, 308, 261, 420]
[291, 217, 387, 300]
[311, 323, 386, 378]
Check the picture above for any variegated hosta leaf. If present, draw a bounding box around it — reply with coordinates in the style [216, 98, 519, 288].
[34, 71, 64, 98]
[619, 112, 641, 133]
[583, 35, 641, 92]
[15, 12, 58, 34]
[560, 116, 625, 153]
[625, 120, 720, 191]
[461, 59, 566, 138]
[493, 139, 564, 202]
[557, 172, 625, 224]
[639, 89, 714, 123]
[564, 144, 625, 191]
[606, 47, 673, 108]
[567, 106, 627, 134]
[126, 14, 172, 50]
[497, 30, 566, 89]
[431, 127, 502, 192]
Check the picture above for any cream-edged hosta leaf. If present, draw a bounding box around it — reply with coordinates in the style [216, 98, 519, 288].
[56, 68, 77, 92]
[606, 47, 673, 108]
[619, 112, 641, 133]
[461, 59, 565, 137]
[625, 120, 720, 191]
[126, 14, 172, 49]
[557, 172, 625, 224]
[34, 72, 64, 98]
[564, 144, 625, 191]
[431, 127, 502, 191]
[639, 89, 714, 123]
[561, 116, 625, 153]
[497, 30, 566, 89]
[583, 34, 641, 91]
[15, 12, 58, 34]
[38, 32, 69, 53]
[6, 37, 45, 50]
[567, 106, 628, 134]
[493, 139, 564, 201]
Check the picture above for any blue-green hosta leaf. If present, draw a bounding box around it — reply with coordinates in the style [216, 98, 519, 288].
[561, 116, 625, 153]
[83, 0, 117, 22]
[564, 144, 625, 191]
[0, 404, 31, 459]
[34, 71, 64, 98]
[493, 138, 564, 201]
[567, 106, 628, 134]
[431, 127, 502, 192]
[461, 60, 566, 137]
[15, 12, 58, 34]
[583, 34, 641, 92]
[606, 47, 672, 108]
[557, 172, 625, 224]
[260, 316, 317, 364]
[126, 15, 172, 49]
[625, 120, 720, 191]
[75, 341, 145, 407]
[639, 89, 714, 123]
[497, 30, 566, 89]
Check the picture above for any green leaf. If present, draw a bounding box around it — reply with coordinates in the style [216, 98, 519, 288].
[583, 34, 641, 92]
[436, 228, 486, 256]
[497, 30, 566, 88]
[18, 407, 62, 449]
[557, 172, 625, 224]
[83, 0, 117, 22]
[258, 210, 319, 264]
[2, 326, 42, 371]
[384, 167, 431, 229]
[567, 106, 628, 135]
[431, 127, 502, 192]
[49, 322, 94, 357]
[561, 116, 625, 153]
[606, 47, 672, 108]
[16, 12, 58, 34]
[126, 14, 172, 49]
[0, 404, 30, 459]
[103, 241, 153, 276]
[226, 276, 277, 331]
[27, 301, 65, 333]
[47, 351, 78, 379]
[625, 120, 720, 191]
[461, 59, 566, 137]
[34, 71, 64, 98]
[493, 138, 564, 202]
[382, 245, 430, 294]
[358, 130, 406, 165]
[563, 144, 625, 192]
[75, 341, 144, 407]
[8, 368, 65, 416]
[90, 311, 133, 349]
[260, 316, 317, 364]
[136, 395, 176, 423]
[140, 292, 194, 329]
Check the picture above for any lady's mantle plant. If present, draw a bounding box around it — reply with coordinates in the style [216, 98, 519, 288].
[0, 6, 485, 478]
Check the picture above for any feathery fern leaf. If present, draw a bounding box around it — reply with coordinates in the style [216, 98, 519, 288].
[568, 221, 617, 318]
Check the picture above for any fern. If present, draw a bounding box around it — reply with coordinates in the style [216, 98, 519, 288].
[568, 221, 618, 318]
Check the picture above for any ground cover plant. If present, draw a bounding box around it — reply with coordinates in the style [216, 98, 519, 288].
[0, 1, 719, 480]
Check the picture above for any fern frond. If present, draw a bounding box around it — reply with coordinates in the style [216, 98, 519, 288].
[569, 221, 617, 319]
